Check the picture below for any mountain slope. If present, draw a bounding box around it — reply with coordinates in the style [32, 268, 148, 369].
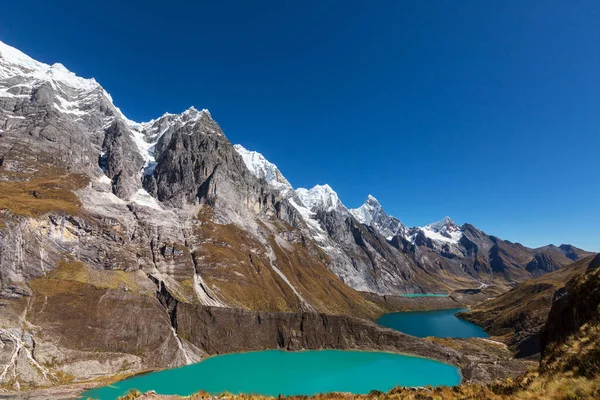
[459, 255, 599, 357]
[0, 39, 594, 391]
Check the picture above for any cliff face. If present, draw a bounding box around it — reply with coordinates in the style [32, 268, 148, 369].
[175, 304, 456, 361]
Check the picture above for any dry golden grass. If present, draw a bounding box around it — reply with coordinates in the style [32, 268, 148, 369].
[31, 259, 154, 297]
[0, 172, 87, 217]
[193, 210, 382, 318]
[460, 256, 595, 342]
[194, 212, 301, 311]
[0, 146, 89, 226]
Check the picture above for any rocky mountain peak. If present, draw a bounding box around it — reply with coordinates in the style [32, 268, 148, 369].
[426, 216, 459, 233]
[349, 194, 406, 239]
[350, 195, 381, 225]
[406, 216, 463, 250]
[233, 144, 292, 190]
[0, 40, 99, 92]
[296, 184, 346, 213]
[366, 194, 379, 203]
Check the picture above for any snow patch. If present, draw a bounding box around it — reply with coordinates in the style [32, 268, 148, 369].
[296, 184, 346, 213]
[288, 198, 324, 233]
[0, 40, 98, 91]
[233, 144, 292, 189]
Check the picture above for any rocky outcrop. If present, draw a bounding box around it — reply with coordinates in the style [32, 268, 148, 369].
[102, 119, 145, 199]
[535, 255, 600, 381]
[540, 254, 600, 359]
[525, 252, 563, 277]
[460, 255, 597, 358]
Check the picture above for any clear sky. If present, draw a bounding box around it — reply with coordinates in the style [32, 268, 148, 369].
[1, 1, 599, 251]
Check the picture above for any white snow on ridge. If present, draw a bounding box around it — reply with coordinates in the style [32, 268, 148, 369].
[288, 198, 325, 234]
[1, 39, 472, 247]
[410, 216, 463, 245]
[349, 194, 407, 239]
[234, 144, 292, 189]
[0, 41, 204, 177]
[418, 226, 462, 244]
[0, 40, 98, 91]
[130, 106, 214, 175]
[349, 194, 381, 225]
[296, 184, 346, 213]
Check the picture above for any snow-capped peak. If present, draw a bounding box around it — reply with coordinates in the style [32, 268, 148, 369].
[411, 216, 462, 245]
[296, 184, 346, 213]
[349, 194, 406, 239]
[0, 40, 98, 91]
[127, 106, 214, 175]
[181, 106, 210, 121]
[233, 144, 292, 189]
[350, 194, 381, 224]
[426, 216, 459, 233]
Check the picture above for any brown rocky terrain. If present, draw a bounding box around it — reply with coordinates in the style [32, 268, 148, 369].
[459, 255, 598, 358]
[0, 39, 595, 400]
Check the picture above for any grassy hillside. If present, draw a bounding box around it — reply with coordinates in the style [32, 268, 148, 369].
[458, 255, 596, 357]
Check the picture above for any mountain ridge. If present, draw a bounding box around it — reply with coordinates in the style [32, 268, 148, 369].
[0, 38, 594, 391]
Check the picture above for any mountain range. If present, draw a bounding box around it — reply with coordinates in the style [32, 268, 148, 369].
[0, 39, 594, 390]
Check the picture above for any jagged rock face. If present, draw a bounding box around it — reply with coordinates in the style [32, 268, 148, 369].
[142, 111, 300, 227]
[233, 144, 291, 189]
[175, 304, 461, 364]
[526, 252, 563, 277]
[350, 195, 407, 239]
[314, 209, 422, 294]
[0, 40, 144, 202]
[102, 120, 145, 198]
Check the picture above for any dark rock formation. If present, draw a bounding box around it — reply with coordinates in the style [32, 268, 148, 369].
[176, 304, 458, 363]
[102, 119, 145, 198]
[526, 252, 563, 277]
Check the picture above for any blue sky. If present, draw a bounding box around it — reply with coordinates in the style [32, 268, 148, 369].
[1, 1, 599, 250]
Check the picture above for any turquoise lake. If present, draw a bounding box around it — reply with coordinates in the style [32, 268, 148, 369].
[81, 349, 461, 399]
[377, 308, 489, 338]
[400, 293, 449, 298]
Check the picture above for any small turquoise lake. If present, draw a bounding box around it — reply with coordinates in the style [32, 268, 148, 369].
[400, 293, 449, 298]
[377, 308, 489, 338]
[81, 350, 461, 399]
